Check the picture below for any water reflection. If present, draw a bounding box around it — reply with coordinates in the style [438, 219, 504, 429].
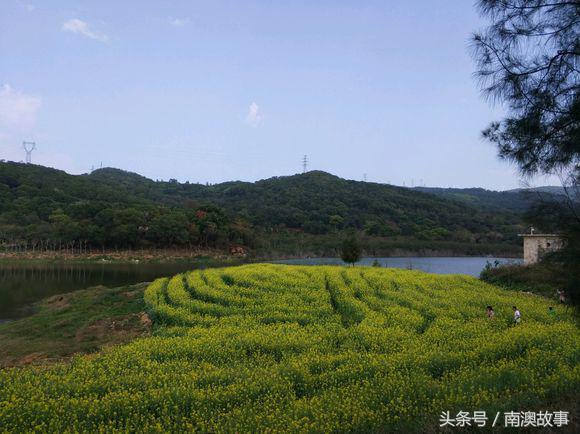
[0, 261, 222, 320]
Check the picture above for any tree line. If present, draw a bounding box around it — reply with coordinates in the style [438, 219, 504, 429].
[0, 162, 531, 255]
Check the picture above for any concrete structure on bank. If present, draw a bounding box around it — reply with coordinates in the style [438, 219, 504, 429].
[519, 229, 565, 265]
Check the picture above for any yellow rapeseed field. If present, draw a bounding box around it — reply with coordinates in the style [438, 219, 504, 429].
[1, 264, 578, 432]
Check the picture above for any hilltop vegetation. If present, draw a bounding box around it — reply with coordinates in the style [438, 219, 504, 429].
[0, 264, 577, 431]
[0, 161, 551, 256]
[414, 186, 558, 214]
[0, 162, 533, 256]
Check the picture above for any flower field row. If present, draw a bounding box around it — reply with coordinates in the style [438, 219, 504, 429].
[0, 264, 578, 432]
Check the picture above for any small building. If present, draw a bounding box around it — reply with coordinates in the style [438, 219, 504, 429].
[518, 230, 565, 265]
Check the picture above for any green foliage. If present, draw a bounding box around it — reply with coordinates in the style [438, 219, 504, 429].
[480, 261, 566, 298]
[472, 1, 580, 311]
[473, 0, 579, 177]
[341, 232, 361, 265]
[523, 194, 580, 309]
[0, 162, 533, 253]
[1, 265, 578, 431]
[415, 186, 565, 215]
[548, 221, 580, 310]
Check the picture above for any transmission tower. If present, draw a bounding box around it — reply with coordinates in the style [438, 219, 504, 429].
[302, 155, 308, 173]
[23, 141, 36, 164]
[363, 173, 368, 182]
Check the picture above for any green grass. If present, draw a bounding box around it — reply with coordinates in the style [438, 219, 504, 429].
[480, 261, 566, 298]
[0, 264, 578, 432]
[0, 283, 150, 367]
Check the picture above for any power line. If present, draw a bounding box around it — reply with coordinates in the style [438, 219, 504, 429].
[22, 141, 36, 164]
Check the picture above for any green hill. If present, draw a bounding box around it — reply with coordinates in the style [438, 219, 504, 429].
[413, 186, 559, 214]
[0, 161, 533, 256]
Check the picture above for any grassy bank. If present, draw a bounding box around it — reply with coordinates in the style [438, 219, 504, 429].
[480, 261, 566, 299]
[0, 283, 150, 368]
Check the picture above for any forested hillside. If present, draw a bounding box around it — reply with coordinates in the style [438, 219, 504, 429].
[413, 186, 554, 214]
[0, 161, 537, 256]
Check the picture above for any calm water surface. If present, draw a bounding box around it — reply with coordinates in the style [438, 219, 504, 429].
[0, 261, 219, 321]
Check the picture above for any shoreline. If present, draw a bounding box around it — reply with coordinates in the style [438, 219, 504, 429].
[266, 253, 522, 261]
[0, 283, 151, 368]
[0, 249, 522, 264]
[0, 249, 238, 264]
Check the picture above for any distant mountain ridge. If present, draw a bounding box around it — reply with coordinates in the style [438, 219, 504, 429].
[412, 186, 564, 214]
[506, 186, 568, 195]
[0, 161, 554, 255]
[86, 168, 526, 235]
[87, 167, 562, 215]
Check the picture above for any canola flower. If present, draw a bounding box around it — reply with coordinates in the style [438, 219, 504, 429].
[0, 264, 578, 433]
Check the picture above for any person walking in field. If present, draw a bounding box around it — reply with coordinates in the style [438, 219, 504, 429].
[486, 305, 495, 319]
[512, 306, 521, 325]
[557, 289, 570, 312]
[557, 289, 569, 307]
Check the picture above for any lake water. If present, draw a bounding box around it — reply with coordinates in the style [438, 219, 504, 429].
[0, 257, 521, 322]
[274, 257, 521, 277]
[0, 261, 223, 321]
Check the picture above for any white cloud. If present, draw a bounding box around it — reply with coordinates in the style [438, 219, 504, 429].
[169, 17, 190, 27]
[0, 84, 42, 132]
[245, 102, 263, 127]
[62, 18, 108, 42]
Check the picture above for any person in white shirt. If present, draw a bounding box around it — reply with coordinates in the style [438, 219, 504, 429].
[512, 306, 521, 324]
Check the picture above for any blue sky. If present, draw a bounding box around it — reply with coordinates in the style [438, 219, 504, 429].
[0, 0, 557, 189]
